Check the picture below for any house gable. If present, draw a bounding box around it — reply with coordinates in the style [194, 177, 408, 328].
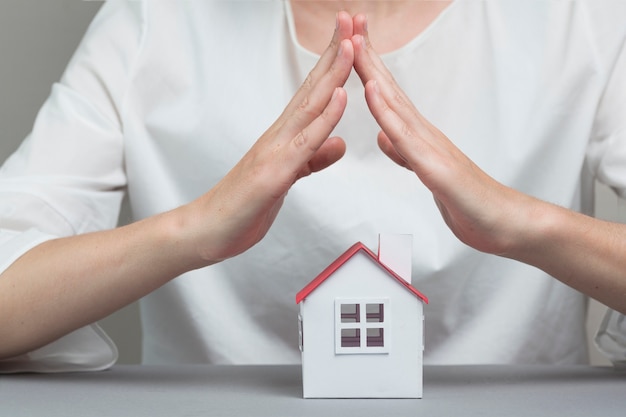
[296, 242, 428, 305]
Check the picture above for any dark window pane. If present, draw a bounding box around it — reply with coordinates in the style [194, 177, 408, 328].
[341, 328, 361, 347]
[341, 303, 360, 323]
[366, 303, 384, 323]
[366, 328, 384, 347]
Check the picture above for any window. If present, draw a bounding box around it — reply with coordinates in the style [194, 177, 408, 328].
[335, 299, 389, 354]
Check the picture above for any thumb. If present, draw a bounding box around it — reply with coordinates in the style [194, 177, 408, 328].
[377, 130, 410, 169]
[296, 136, 347, 181]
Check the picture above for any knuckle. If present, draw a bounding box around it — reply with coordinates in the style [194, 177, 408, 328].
[319, 106, 333, 125]
[293, 130, 317, 153]
[328, 36, 338, 51]
[392, 91, 409, 108]
[294, 130, 308, 148]
[297, 95, 311, 114]
[295, 94, 322, 121]
[327, 58, 341, 77]
[301, 73, 314, 92]
[400, 123, 414, 139]
[293, 128, 320, 154]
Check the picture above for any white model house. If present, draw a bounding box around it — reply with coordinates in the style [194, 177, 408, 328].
[296, 234, 428, 398]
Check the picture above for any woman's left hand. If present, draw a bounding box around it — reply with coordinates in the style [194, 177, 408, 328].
[351, 14, 528, 257]
[350, 14, 626, 314]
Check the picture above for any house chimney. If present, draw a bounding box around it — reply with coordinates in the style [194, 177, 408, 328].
[378, 234, 413, 284]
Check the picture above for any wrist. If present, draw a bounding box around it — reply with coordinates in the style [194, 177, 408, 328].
[138, 205, 215, 276]
[499, 194, 562, 263]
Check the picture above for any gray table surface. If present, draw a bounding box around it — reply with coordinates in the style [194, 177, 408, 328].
[1, 364, 625, 416]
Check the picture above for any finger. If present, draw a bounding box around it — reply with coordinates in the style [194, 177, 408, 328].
[284, 86, 348, 176]
[352, 16, 422, 127]
[364, 80, 423, 168]
[355, 33, 419, 120]
[352, 14, 396, 88]
[353, 12, 367, 37]
[296, 136, 347, 180]
[366, 79, 458, 192]
[377, 131, 410, 169]
[280, 38, 354, 140]
[280, 11, 353, 121]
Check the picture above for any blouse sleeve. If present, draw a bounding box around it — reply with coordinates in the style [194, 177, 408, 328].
[585, 2, 626, 196]
[0, 0, 146, 372]
[582, 1, 626, 367]
[595, 309, 626, 369]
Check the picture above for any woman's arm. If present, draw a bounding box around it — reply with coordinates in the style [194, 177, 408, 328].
[351, 14, 626, 314]
[0, 13, 355, 360]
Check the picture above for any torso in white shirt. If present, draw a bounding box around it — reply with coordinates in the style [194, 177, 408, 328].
[2, 0, 626, 369]
[126, 0, 623, 365]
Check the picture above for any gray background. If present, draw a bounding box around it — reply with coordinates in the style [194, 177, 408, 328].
[0, 1, 620, 366]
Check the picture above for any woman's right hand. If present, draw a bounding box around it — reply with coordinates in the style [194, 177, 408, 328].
[0, 12, 356, 360]
[181, 12, 355, 266]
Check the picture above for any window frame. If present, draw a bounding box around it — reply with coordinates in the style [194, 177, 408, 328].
[334, 298, 390, 355]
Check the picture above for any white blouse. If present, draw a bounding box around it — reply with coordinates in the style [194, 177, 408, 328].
[1, 0, 625, 371]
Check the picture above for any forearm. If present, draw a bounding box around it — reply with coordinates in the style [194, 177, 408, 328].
[508, 199, 626, 314]
[0, 208, 205, 359]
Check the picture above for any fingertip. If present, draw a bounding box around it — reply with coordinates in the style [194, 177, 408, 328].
[351, 34, 367, 53]
[337, 38, 354, 60]
[364, 79, 381, 103]
[337, 10, 352, 23]
[305, 136, 346, 175]
[336, 11, 353, 40]
[330, 86, 348, 108]
[326, 136, 347, 160]
[353, 13, 368, 36]
[377, 130, 392, 152]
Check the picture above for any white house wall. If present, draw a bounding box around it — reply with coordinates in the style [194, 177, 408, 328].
[300, 252, 423, 398]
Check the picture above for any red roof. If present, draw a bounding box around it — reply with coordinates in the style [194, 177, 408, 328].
[296, 242, 429, 304]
